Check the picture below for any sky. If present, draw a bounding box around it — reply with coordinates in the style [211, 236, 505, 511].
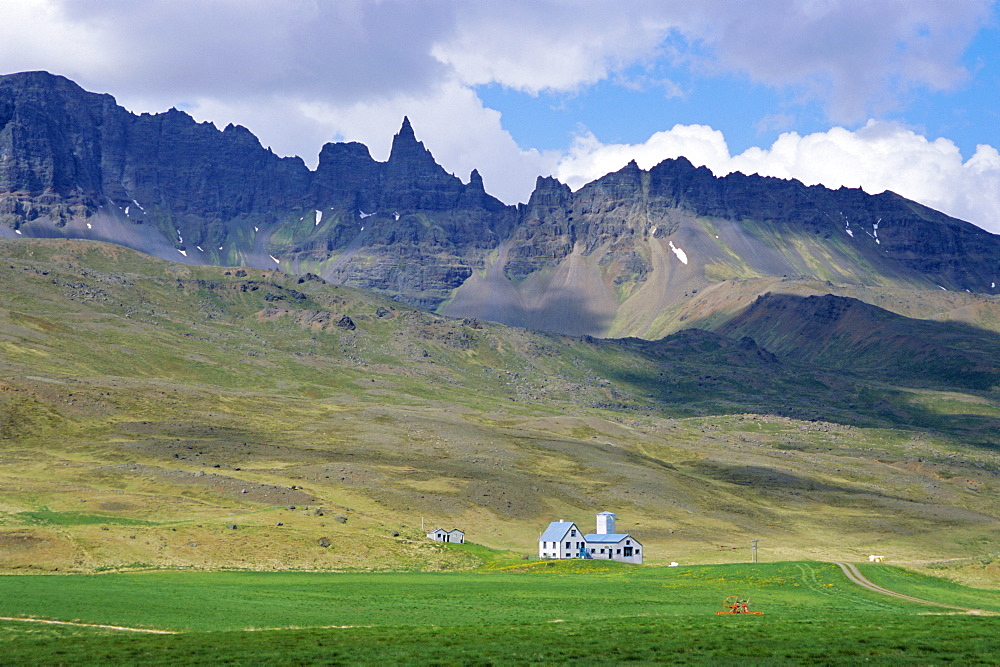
[1, 0, 998, 233]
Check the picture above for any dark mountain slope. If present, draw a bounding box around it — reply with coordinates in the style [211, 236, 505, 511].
[2, 71, 998, 337]
[714, 293, 1000, 391]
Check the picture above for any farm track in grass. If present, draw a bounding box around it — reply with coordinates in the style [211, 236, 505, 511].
[0, 616, 178, 634]
[832, 561, 995, 614]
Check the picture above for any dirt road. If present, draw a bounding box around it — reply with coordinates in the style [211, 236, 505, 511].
[0, 616, 178, 633]
[832, 561, 993, 614]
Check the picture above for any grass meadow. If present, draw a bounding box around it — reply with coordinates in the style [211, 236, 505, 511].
[2, 560, 1000, 664]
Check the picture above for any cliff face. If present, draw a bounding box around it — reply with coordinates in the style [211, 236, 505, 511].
[2, 71, 998, 335]
[0, 73, 513, 307]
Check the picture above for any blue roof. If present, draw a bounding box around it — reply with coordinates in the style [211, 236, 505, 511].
[540, 521, 578, 541]
[584, 533, 637, 544]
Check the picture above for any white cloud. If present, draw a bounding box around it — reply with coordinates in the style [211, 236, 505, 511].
[431, 1, 993, 120]
[555, 121, 1000, 234]
[431, 3, 683, 93]
[690, 0, 995, 121]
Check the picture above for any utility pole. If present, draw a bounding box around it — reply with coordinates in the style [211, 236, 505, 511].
[751, 539, 758, 563]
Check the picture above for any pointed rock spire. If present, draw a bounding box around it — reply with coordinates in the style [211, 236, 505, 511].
[397, 116, 416, 142]
[388, 115, 433, 168]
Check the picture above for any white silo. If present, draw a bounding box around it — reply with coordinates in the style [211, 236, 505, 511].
[596, 511, 616, 535]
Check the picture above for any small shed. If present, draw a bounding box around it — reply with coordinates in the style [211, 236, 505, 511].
[427, 528, 465, 543]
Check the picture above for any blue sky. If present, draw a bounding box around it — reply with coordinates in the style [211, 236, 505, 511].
[1, 1, 998, 232]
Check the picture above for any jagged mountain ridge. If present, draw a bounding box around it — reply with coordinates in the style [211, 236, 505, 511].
[2, 71, 998, 335]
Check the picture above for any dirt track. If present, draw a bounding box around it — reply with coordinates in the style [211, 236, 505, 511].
[0, 616, 178, 634]
[832, 561, 993, 615]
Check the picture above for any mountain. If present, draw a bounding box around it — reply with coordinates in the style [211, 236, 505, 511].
[0, 239, 998, 572]
[2, 70, 999, 339]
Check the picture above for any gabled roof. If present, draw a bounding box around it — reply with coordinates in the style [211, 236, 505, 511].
[584, 533, 640, 544]
[540, 521, 579, 542]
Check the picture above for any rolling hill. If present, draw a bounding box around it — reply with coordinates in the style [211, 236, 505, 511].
[0, 239, 998, 574]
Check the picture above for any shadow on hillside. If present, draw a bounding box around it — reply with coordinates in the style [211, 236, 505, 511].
[709, 292, 1000, 393]
[447, 287, 613, 338]
[593, 324, 1000, 451]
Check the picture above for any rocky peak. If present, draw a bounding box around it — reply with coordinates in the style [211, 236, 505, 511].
[386, 116, 438, 171]
[525, 176, 572, 208]
[380, 118, 466, 211]
[580, 158, 644, 200]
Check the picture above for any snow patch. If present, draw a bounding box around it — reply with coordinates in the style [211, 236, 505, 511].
[178, 249, 187, 257]
[315, 210, 323, 226]
[15, 229, 22, 235]
[938, 285, 947, 290]
[360, 226, 364, 231]
[132, 199, 145, 212]
[196, 246, 203, 252]
[668, 240, 689, 265]
[993, 282, 996, 288]
[254, 226, 259, 233]
[359, 210, 374, 219]
[269, 255, 280, 264]
[218, 246, 223, 250]
[86, 223, 92, 229]
[394, 212, 400, 221]
[124, 206, 130, 216]
[650, 225, 657, 236]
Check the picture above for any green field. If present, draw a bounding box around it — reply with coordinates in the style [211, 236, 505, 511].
[1, 561, 999, 664]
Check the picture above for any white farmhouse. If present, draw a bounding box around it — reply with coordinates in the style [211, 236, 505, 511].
[427, 528, 465, 543]
[538, 511, 642, 564]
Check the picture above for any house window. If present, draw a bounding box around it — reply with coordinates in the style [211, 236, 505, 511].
[590, 548, 595, 553]
[616, 548, 621, 554]
[600, 549, 605, 553]
[626, 540, 631, 545]
[624, 547, 633, 557]
[570, 530, 576, 537]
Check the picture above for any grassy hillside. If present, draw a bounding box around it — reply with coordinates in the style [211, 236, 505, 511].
[1, 239, 999, 575]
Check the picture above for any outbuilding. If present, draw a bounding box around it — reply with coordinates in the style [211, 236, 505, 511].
[427, 528, 465, 543]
